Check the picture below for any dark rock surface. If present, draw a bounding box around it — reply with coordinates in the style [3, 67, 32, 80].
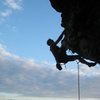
[49, 0, 100, 64]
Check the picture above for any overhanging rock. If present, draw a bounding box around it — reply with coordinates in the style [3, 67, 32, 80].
[49, 0, 100, 63]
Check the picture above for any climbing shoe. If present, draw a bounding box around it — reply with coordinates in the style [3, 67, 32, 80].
[56, 63, 62, 70]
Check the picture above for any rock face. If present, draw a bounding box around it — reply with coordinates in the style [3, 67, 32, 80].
[49, 0, 100, 63]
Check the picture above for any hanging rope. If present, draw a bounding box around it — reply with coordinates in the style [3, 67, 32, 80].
[77, 61, 80, 100]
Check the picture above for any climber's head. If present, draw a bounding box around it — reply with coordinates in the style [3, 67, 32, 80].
[47, 38, 54, 46]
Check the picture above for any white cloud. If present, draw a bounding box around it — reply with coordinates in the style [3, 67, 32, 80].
[4, 0, 22, 10]
[0, 44, 100, 98]
[0, 0, 23, 22]
[0, 10, 12, 17]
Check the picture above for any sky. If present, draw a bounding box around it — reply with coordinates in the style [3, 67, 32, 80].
[0, 0, 63, 63]
[0, 0, 100, 100]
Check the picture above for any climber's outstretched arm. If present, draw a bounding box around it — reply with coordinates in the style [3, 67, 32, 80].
[55, 30, 65, 44]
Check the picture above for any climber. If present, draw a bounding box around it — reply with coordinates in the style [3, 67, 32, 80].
[47, 33, 96, 70]
[47, 38, 67, 70]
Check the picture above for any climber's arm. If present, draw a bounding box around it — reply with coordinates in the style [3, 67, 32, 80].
[55, 30, 65, 44]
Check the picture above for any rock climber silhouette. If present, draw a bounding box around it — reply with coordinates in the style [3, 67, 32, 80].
[47, 31, 96, 70]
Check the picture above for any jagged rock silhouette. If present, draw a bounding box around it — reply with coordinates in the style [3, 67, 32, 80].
[49, 0, 100, 64]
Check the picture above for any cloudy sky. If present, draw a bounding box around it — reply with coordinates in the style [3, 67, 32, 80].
[0, 0, 100, 100]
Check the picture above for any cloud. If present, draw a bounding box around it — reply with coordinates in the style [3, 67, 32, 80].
[0, 44, 100, 98]
[0, 10, 12, 17]
[0, 0, 23, 22]
[4, 0, 22, 10]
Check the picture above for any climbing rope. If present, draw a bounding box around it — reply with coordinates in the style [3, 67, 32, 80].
[77, 61, 80, 100]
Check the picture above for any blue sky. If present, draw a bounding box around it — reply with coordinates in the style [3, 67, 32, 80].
[0, 0, 100, 100]
[0, 0, 63, 63]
